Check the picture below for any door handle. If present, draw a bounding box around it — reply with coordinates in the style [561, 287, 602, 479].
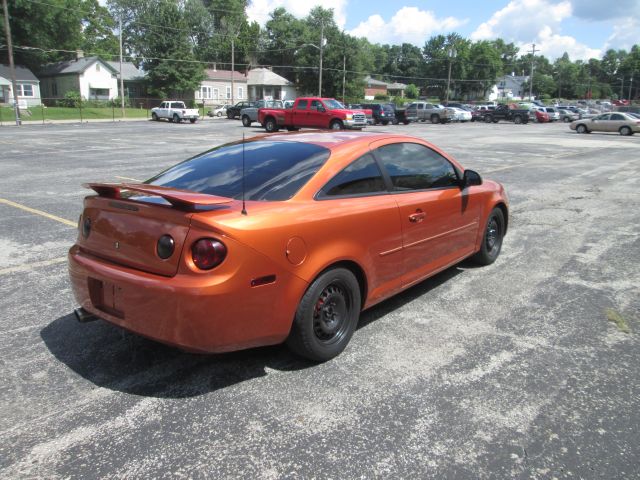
[409, 210, 426, 223]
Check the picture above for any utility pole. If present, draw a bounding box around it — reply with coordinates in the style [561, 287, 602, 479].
[445, 46, 456, 104]
[119, 14, 125, 118]
[318, 20, 324, 97]
[342, 54, 346, 103]
[528, 43, 538, 101]
[2, 0, 20, 125]
[619, 75, 624, 100]
[629, 75, 633, 102]
[231, 36, 235, 105]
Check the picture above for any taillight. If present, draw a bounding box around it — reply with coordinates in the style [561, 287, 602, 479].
[191, 238, 227, 270]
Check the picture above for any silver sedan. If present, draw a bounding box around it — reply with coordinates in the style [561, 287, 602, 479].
[570, 112, 640, 136]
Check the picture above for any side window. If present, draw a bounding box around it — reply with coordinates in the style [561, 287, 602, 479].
[418, 103, 424, 110]
[296, 100, 309, 110]
[597, 114, 610, 120]
[375, 143, 459, 190]
[310, 100, 323, 111]
[610, 114, 625, 120]
[320, 154, 386, 197]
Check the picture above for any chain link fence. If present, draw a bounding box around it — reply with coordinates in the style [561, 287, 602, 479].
[0, 97, 221, 125]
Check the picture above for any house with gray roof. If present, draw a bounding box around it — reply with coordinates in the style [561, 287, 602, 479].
[247, 68, 297, 102]
[0, 64, 41, 107]
[195, 67, 248, 106]
[38, 52, 146, 102]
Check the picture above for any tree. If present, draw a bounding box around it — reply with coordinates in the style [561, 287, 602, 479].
[109, 0, 204, 98]
[405, 83, 419, 99]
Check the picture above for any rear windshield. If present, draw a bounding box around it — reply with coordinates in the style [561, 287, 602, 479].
[146, 141, 330, 201]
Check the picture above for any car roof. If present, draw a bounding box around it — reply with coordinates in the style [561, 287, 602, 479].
[248, 131, 416, 150]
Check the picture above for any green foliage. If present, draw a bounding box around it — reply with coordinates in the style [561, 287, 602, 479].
[405, 84, 419, 99]
[60, 90, 81, 108]
[374, 93, 389, 101]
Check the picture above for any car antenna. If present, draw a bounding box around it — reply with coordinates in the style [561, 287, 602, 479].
[241, 133, 247, 216]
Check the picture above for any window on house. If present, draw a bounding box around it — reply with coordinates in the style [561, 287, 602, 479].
[199, 86, 212, 99]
[18, 84, 34, 97]
[226, 86, 231, 99]
[238, 86, 243, 99]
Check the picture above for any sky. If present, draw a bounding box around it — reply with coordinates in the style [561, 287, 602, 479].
[246, 0, 640, 60]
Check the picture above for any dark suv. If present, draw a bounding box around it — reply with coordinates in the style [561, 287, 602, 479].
[361, 103, 395, 125]
[227, 101, 257, 119]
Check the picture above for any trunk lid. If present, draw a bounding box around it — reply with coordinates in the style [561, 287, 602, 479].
[78, 183, 233, 277]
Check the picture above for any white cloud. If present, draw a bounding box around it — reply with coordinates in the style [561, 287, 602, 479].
[347, 7, 466, 45]
[603, 17, 640, 51]
[247, 0, 348, 28]
[471, 0, 600, 60]
[471, 0, 572, 42]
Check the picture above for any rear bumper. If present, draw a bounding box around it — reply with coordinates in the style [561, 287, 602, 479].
[68, 245, 307, 353]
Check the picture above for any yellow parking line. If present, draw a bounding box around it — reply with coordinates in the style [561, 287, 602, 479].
[0, 198, 76, 227]
[0, 256, 67, 275]
[115, 175, 142, 182]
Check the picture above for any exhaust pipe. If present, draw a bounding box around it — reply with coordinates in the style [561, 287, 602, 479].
[74, 307, 98, 323]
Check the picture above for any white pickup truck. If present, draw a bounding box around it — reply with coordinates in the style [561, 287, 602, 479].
[151, 101, 199, 123]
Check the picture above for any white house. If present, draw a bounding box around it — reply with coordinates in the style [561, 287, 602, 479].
[195, 68, 248, 106]
[38, 53, 120, 101]
[490, 74, 530, 101]
[247, 68, 297, 101]
[0, 64, 41, 107]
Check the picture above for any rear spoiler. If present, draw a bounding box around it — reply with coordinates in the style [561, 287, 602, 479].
[84, 183, 233, 211]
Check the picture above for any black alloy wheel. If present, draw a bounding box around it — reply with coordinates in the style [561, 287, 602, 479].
[472, 208, 505, 266]
[286, 268, 361, 362]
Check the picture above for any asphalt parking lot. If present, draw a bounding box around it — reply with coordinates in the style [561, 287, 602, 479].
[1, 118, 639, 478]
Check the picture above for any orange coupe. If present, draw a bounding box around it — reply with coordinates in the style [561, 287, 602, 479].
[69, 132, 508, 361]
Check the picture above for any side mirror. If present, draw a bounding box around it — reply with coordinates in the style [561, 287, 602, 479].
[461, 169, 482, 188]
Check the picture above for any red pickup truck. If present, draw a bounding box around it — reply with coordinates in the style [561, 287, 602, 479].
[258, 97, 368, 132]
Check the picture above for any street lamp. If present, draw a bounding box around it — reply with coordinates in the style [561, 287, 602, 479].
[445, 46, 456, 104]
[629, 75, 634, 103]
[617, 76, 624, 100]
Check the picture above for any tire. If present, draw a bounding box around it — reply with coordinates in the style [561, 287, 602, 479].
[472, 208, 505, 266]
[392, 118, 399, 125]
[576, 124, 588, 134]
[403, 120, 410, 125]
[330, 120, 343, 130]
[151, 112, 158, 121]
[563, 117, 570, 123]
[492, 117, 499, 123]
[264, 117, 278, 133]
[241, 115, 251, 127]
[286, 268, 361, 362]
[619, 126, 633, 136]
[430, 114, 440, 124]
[514, 115, 522, 124]
[217, 111, 222, 117]
[381, 120, 389, 125]
[190, 118, 196, 124]
[173, 114, 181, 124]
[227, 111, 234, 119]
[484, 114, 493, 123]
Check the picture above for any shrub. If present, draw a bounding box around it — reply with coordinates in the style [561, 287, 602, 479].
[110, 97, 132, 108]
[374, 93, 389, 101]
[60, 90, 81, 108]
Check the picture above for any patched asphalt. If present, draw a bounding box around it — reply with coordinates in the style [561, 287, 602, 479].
[1, 118, 639, 478]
